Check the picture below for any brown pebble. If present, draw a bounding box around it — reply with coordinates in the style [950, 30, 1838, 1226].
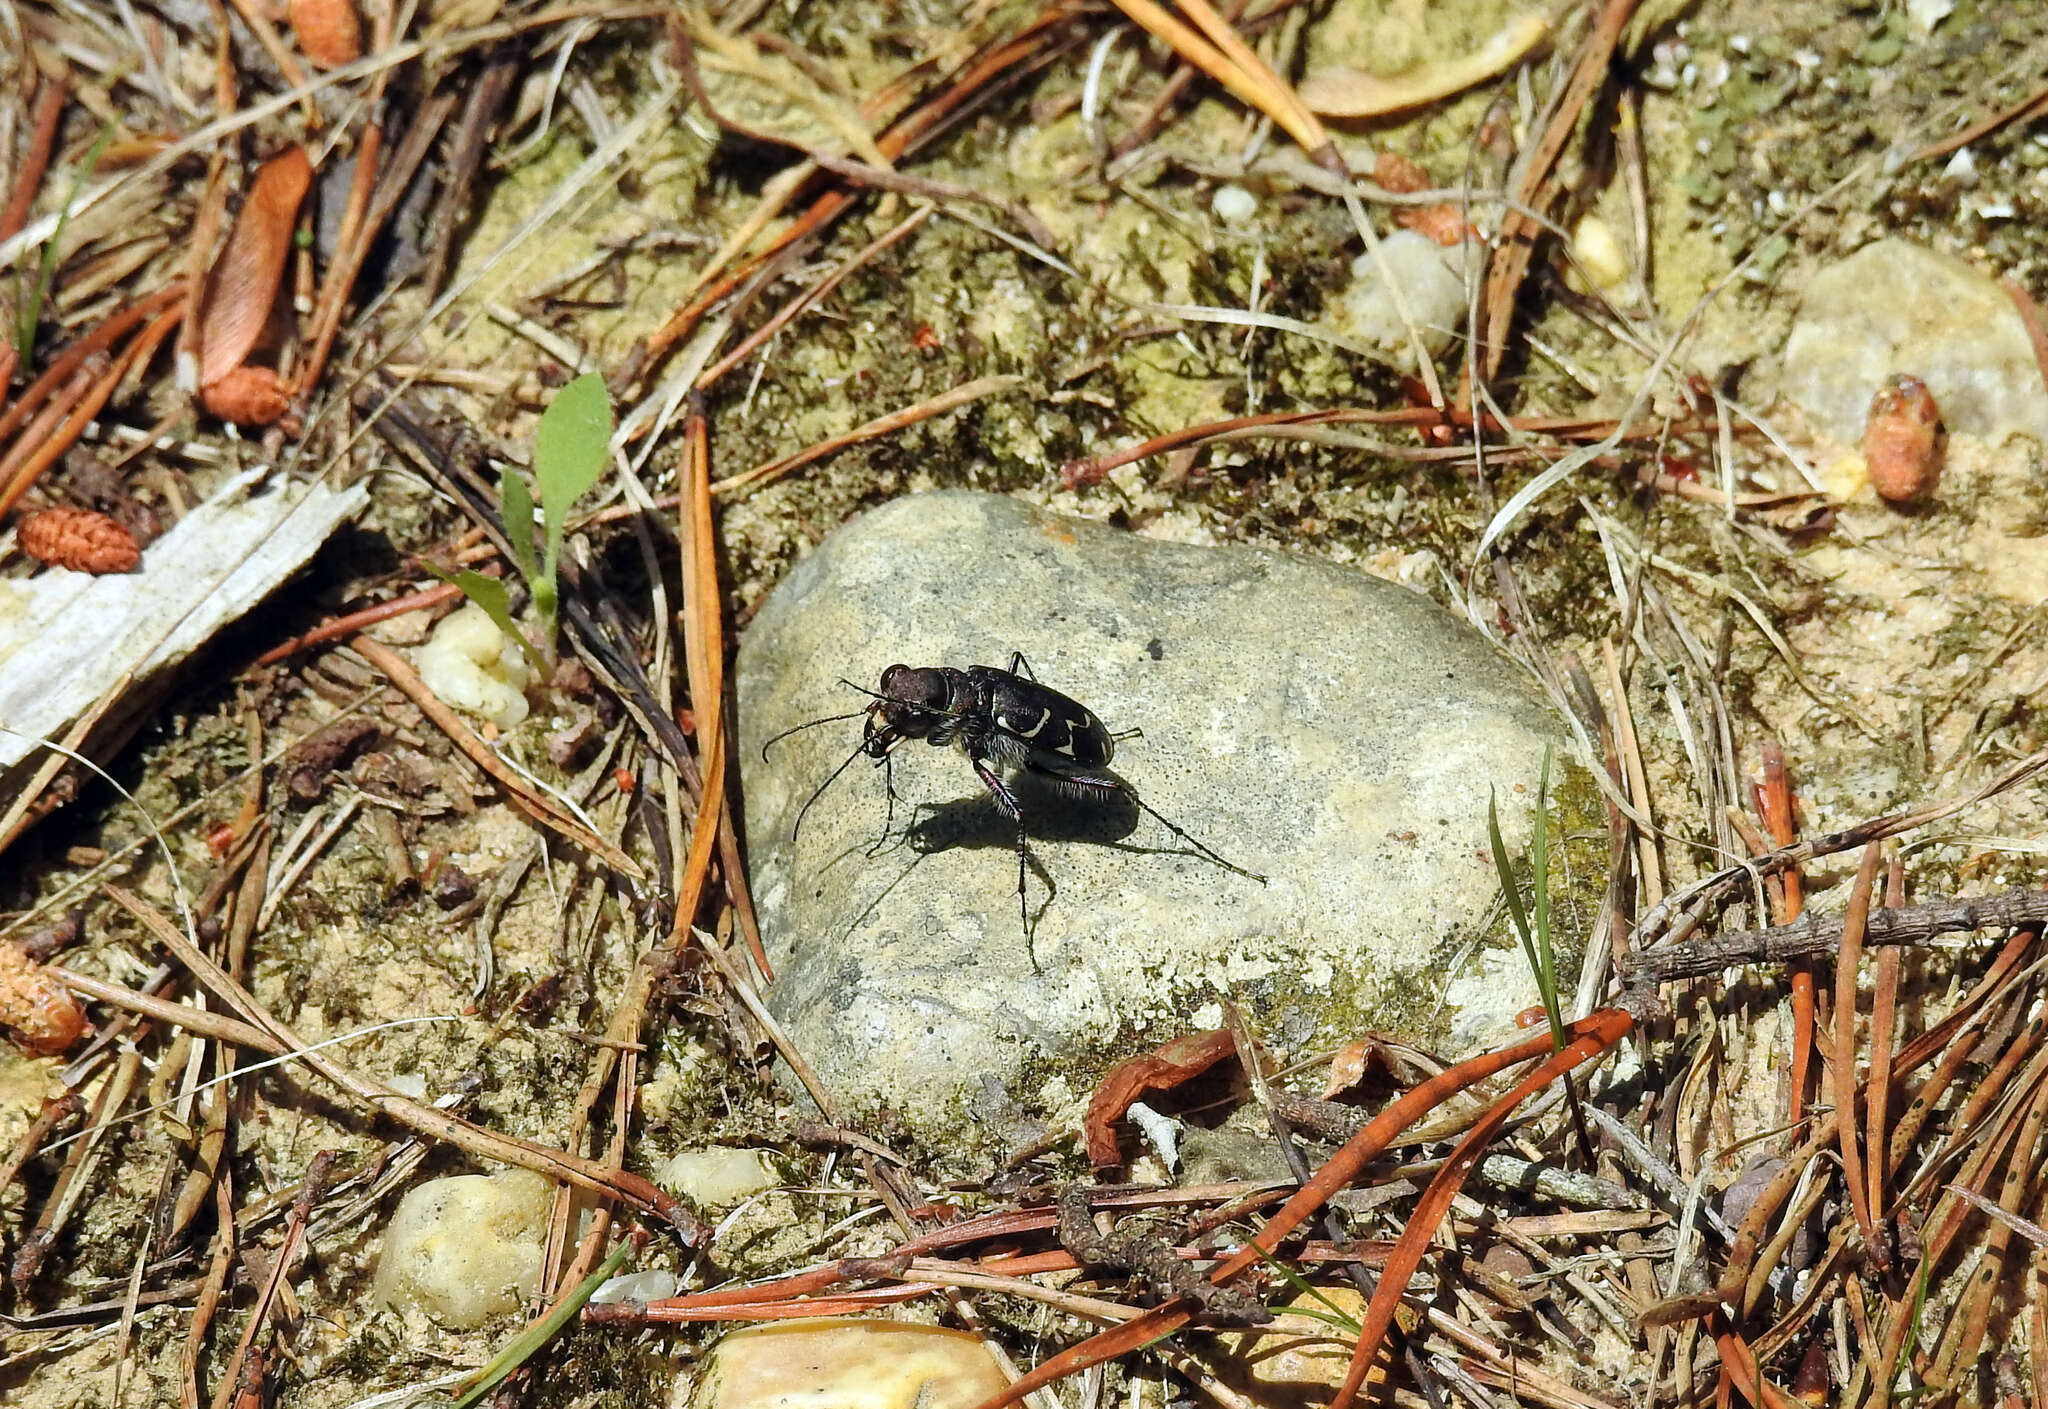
[1862, 373, 1945, 504]
[0, 942, 86, 1055]
[435, 863, 479, 910]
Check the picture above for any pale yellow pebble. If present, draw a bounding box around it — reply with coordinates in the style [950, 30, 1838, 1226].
[1820, 452, 1871, 503]
[689, 1318, 1008, 1409]
[1570, 213, 1630, 293]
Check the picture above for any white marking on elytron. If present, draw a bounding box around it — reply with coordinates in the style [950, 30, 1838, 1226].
[1053, 735, 1077, 756]
[1007, 704, 1056, 737]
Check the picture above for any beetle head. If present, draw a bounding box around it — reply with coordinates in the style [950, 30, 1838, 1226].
[865, 664, 950, 752]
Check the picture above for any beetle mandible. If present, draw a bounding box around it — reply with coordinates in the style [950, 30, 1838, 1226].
[765, 653, 1265, 944]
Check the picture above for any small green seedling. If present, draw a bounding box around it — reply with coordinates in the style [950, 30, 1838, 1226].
[1488, 746, 1563, 1054]
[431, 372, 612, 674]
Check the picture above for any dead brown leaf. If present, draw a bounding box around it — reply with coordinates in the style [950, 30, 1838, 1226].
[197, 146, 311, 388]
[1084, 1029, 1238, 1170]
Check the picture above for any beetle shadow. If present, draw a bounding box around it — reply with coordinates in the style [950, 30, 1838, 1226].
[902, 770, 1144, 857]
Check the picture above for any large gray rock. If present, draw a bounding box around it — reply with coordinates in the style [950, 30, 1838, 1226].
[737, 492, 1566, 1147]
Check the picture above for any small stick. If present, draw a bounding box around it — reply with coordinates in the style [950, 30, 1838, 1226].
[1832, 843, 1882, 1263]
[1865, 850, 1904, 1264]
[252, 580, 463, 666]
[347, 633, 643, 878]
[1623, 890, 2048, 987]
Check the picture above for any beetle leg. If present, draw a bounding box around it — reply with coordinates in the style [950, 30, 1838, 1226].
[1032, 762, 1266, 883]
[970, 755, 1037, 955]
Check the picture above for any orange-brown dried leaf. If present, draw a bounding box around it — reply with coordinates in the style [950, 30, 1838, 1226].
[1084, 1029, 1238, 1169]
[0, 942, 86, 1055]
[198, 147, 313, 388]
[289, 0, 362, 67]
[200, 365, 295, 426]
[1323, 1036, 1401, 1099]
[1863, 373, 1945, 504]
[18, 506, 141, 573]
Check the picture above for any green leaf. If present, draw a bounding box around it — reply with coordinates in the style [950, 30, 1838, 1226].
[499, 468, 541, 588]
[533, 371, 612, 586]
[421, 564, 545, 675]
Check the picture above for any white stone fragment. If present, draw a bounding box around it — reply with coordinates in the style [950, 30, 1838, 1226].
[414, 602, 533, 728]
[1570, 214, 1630, 292]
[1907, 0, 1956, 35]
[1125, 1101, 1182, 1174]
[373, 1169, 552, 1328]
[655, 1147, 781, 1210]
[1333, 229, 1471, 363]
[689, 1318, 1008, 1409]
[592, 1269, 681, 1304]
[1210, 184, 1257, 225]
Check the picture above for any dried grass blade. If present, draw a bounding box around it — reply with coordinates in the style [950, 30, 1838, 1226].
[104, 885, 694, 1229]
[670, 409, 727, 939]
[1761, 742, 1815, 1126]
[1106, 0, 1325, 159]
[972, 1014, 1628, 1409]
[711, 374, 1022, 496]
[0, 282, 186, 455]
[0, 301, 184, 520]
[1866, 850, 1905, 1258]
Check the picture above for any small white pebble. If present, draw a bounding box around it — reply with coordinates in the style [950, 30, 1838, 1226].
[1907, 0, 1956, 35]
[1210, 184, 1257, 225]
[591, 1269, 680, 1304]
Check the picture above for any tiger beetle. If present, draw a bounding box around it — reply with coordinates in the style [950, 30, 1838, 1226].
[763, 654, 1265, 951]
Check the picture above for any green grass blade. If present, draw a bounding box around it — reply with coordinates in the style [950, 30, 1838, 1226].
[16, 123, 114, 360]
[499, 468, 541, 588]
[1489, 755, 1566, 1054]
[1486, 788, 1533, 952]
[1529, 746, 1565, 1049]
[450, 1236, 636, 1409]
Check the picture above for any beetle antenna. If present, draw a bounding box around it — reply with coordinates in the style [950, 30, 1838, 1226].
[790, 739, 875, 843]
[760, 710, 868, 760]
